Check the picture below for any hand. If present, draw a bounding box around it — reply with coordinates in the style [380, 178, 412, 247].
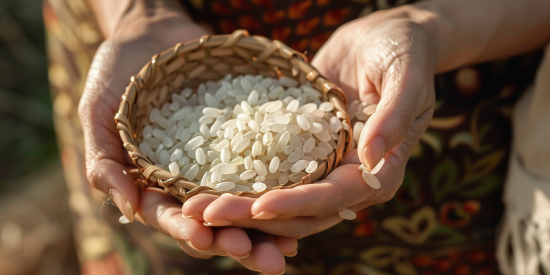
[79, 8, 209, 222]
[182, 5, 437, 239]
[78, 6, 295, 274]
[136, 188, 296, 274]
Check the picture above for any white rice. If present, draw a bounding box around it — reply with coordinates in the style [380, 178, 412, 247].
[139, 74, 344, 192]
[338, 209, 357, 220]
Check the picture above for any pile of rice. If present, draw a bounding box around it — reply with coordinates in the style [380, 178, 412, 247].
[138, 74, 347, 193]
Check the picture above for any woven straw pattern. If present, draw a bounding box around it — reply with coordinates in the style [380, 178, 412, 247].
[115, 30, 352, 203]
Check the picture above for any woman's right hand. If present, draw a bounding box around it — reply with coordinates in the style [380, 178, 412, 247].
[180, 4, 439, 241]
[78, 3, 294, 274]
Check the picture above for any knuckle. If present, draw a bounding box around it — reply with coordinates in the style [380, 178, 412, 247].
[393, 111, 413, 140]
[380, 111, 412, 147]
[368, 36, 411, 74]
[400, 138, 417, 156]
[363, 44, 412, 92]
[85, 158, 108, 192]
[85, 162, 100, 189]
[295, 185, 338, 218]
[320, 181, 349, 216]
[284, 225, 312, 240]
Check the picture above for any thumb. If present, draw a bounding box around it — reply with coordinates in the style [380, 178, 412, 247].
[357, 62, 431, 170]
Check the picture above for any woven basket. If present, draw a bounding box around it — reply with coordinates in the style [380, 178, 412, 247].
[115, 30, 352, 203]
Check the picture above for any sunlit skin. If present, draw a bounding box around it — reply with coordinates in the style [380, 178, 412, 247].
[79, 1, 296, 274]
[181, 8, 436, 239]
[182, 0, 550, 265]
[80, 0, 550, 273]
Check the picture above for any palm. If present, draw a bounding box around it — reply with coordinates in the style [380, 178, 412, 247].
[83, 21, 209, 168]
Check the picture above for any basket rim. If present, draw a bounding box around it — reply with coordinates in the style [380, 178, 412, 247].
[115, 29, 353, 203]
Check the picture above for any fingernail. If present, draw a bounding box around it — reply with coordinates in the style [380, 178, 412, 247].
[363, 135, 386, 171]
[225, 251, 250, 259]
[358, 123, 370, 164]
[252, 211, 280, 220]
[186, 241, 208, 252]
[361, 147, 369, 169]
[203, 219, 232, 226]
[110, 189, 134, 223]
[371, 158, 385, 174]
[182, 212, 203, 220]
[273, 269, 286, 275]
[283, 250, 298, 257]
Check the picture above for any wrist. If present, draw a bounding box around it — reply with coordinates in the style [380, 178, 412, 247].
[404, 0, 550, 72]
[87, 0, 194, 39]
[113, 8, 195, 39]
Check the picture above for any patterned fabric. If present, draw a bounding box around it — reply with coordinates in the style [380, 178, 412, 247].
[182, 0, 367, 61]
[43, 0, 542, 274]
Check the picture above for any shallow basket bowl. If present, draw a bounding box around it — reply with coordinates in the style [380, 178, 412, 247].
[115, 30, 352, 203]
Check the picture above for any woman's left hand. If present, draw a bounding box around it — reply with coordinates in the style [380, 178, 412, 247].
[181, 5, 438, 239]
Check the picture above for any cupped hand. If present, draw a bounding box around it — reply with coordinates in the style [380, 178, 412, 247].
[136, 188, 295, 274]
[79, 8, 208, 224]
[78, 9, 294, 274]
[182, 5, 437, 239]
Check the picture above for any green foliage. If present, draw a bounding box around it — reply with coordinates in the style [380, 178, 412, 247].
[0, 0, 58, 191]
[431, 158, 458, 201]
[427, 225, 466, 246]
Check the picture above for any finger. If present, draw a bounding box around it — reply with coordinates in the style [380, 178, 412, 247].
[201, 195, 342, 239]
[177, 227, 253, 261]
[177, 240, 213, 259]
[137, 188, 213, 251]
[251, 148, 407, 220]
[273, 236, 298, 257]
[99, 159, 139, 222]
[145, 192, 283, 260]
[357, 60, 433, 170]
[239, 231, 286, 275]
[181, 229, 288, 274]
[342, 148, 360, 165]
[210, 227, 252, 259]
[201, 195, 255, 225]
[181, 194, 219, 220]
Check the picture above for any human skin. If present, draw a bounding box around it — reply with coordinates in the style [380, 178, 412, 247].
[182, 0, 550, 241]
[79, 0, 550, 273]
[79, 0, 295, 274]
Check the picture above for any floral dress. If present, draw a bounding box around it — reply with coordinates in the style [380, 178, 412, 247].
[43, 0, 542, 274]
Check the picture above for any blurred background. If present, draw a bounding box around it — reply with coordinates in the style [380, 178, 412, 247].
[0, 0, 80, 273]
